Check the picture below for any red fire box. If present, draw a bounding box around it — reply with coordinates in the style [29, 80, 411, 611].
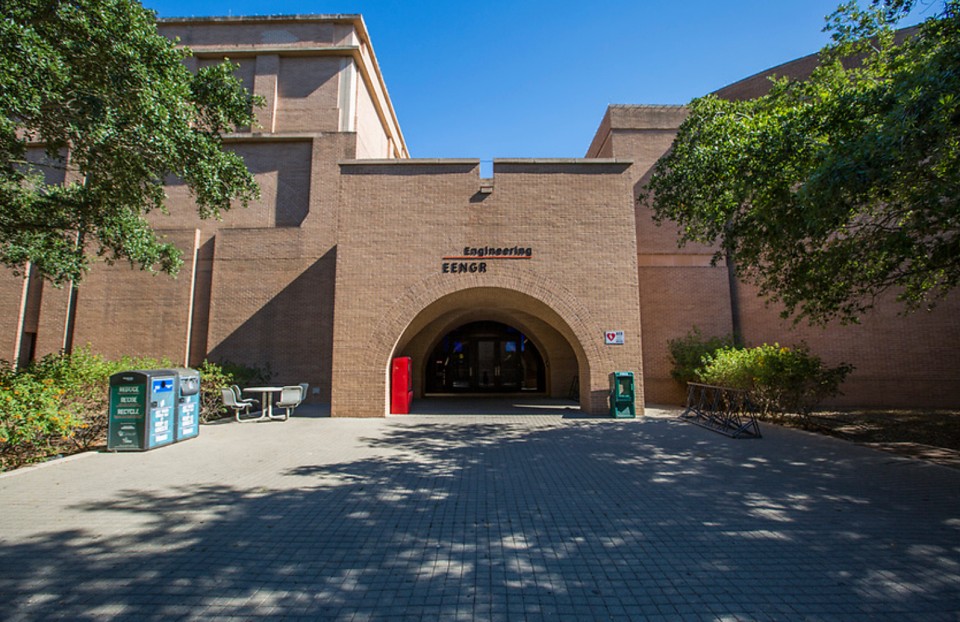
[391, 356, 413, 414]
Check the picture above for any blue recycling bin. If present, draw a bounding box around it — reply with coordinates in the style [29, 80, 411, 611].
[174, 367, 200, 442]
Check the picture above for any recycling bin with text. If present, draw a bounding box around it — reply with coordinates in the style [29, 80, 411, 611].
[174, 367, 200, 442]
[107, 369, 178, 451]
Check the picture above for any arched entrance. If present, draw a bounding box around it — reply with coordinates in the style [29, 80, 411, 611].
[425, 321, 546, 394]
[332, 270, 633, 417]
[384, 286, 596, 413]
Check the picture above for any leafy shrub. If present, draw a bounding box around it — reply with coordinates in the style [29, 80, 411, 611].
[697, 343, 853, 418]
[668, 327, 733, 385]
[0, 362, 77, 470]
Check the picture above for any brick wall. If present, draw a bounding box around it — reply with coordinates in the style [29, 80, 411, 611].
[205, 228, 337, 399]
[0, 274, 27, 363]
[735, 283, 960, 408]
[332, 159, 643, 417]
[638, 266, 733, 405]
[71, 229, 201, 364]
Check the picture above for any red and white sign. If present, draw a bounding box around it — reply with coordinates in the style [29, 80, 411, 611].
[604, 330, 624, 345]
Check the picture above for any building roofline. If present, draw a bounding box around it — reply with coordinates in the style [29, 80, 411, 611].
[585, 105, 688, 158]
[339, 158, 632, 165]
[157, 14, 363, 24]
[340, 159, 480, 166]
[605, 104, 686, 111]
[494, 158, 633, 165]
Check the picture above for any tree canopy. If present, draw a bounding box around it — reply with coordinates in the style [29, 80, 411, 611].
[0, 0, 261, 285]
[642, 0, 960, 324]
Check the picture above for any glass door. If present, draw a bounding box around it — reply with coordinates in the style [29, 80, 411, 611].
[447, 340, 471, 389]
[476, 340, 497, 389]
[498, 340, 522, 390]
[425, 322, 544, 394]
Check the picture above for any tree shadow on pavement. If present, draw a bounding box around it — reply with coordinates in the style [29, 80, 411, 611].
[1, 417, 958, 620]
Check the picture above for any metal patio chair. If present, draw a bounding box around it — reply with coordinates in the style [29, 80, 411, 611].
[275, 385, 304, 421]
[231, 384, 259, 409]
[222, 388, 259, 423]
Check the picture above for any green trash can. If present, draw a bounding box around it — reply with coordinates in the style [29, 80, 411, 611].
[107, 369, 178, 451]
[609, 371, 636, 418]
[174, 367, 200, 443]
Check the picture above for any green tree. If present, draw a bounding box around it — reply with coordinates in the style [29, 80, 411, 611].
[0, 0, 261, 285]
[642, 1, 960, 323]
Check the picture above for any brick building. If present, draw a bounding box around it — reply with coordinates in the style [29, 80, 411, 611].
[3, 15, 957, 416]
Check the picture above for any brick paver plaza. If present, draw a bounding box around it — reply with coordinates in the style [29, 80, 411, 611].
[1, 403, 958, 620]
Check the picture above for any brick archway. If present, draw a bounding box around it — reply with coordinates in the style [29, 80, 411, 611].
[362, 266, 616, 415]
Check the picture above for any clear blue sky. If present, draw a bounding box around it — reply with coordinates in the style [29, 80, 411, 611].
[143, 0, 930, 159]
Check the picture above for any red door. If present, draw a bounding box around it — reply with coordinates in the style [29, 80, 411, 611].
[391, 357, 413, 414]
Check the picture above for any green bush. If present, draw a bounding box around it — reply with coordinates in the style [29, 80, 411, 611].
[0, 349, 271, 470]
[667, 327, 733, 385]
[698, 343, 853, 418]
[0, 362, 77, 470]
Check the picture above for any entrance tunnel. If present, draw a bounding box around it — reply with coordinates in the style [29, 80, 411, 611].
[389, 287, 587, 413]
[425, 321, 546, 394]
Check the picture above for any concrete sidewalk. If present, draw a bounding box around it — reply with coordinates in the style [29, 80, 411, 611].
[1, 406, 958, 620]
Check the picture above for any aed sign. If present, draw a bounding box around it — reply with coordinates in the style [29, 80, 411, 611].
[604, 330, 625, 345]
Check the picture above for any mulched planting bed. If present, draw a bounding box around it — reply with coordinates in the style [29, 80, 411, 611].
[801, 410, 960, 450]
